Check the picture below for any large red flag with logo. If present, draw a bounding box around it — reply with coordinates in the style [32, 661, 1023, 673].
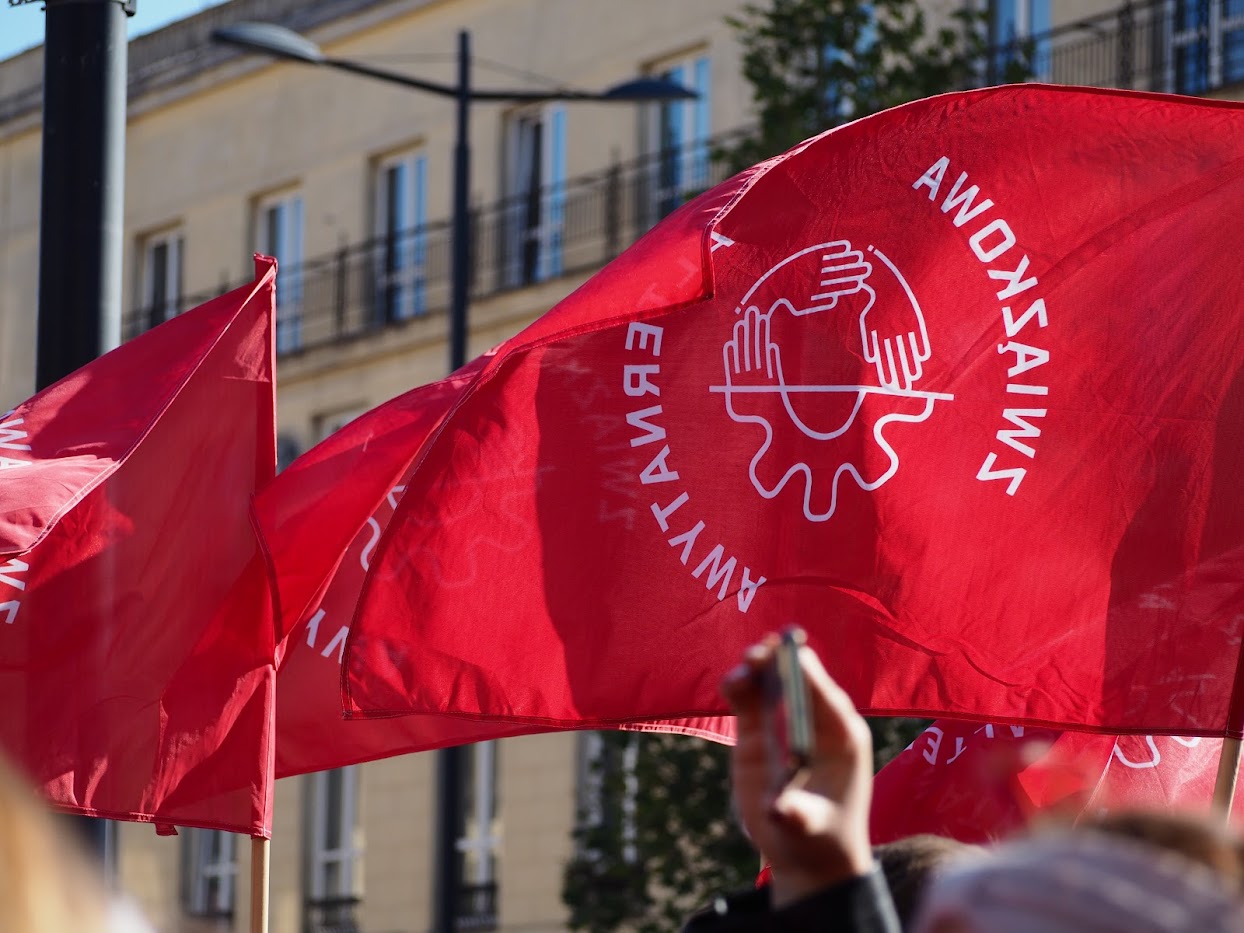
[343, 85, 1244, 738]
[870, 721, 1243, 844]
[254, 364, 732, 777]
[0, 258, 277, 836]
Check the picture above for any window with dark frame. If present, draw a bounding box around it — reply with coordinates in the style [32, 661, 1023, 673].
[141, 229, 183, 331]
[456, 741, 500, 931]
[255, 191, 304, 354]
[305, 766, 361, 933]
[1172, 0, 1244, 93]
[647, 53, 711, 222]
[574, 732, 639, 864]
[181, 828, 237, 923]
[375, 150, 429, 323]
[988, 0, 1051, 81]
[502, 106, 566, 289]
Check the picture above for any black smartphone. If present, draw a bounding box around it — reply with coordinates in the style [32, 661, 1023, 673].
[764, 626, 815, 784]
[777, 627, 814, 771]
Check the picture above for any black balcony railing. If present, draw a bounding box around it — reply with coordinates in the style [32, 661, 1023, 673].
[123, 132, 745, 357]
[124, 3, 1244, 357]
[456, 882, 498, 931]
[992, 0, 1244, 94]
[183, 904, 234, 928]
[304, 895, 361, 933]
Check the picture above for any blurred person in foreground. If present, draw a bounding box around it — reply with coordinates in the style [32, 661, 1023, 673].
[0, 752, 152, 932]
[914, 827, 1244, 932]
[686, 636, 1244, 932]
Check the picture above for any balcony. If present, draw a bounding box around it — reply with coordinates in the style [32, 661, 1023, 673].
[992, 0, 1244, 95]
[124, 3, 1244, 357]
[123, 134, 743, 357]
[303, 895, 361, 933]
[456, 882, 498, 931]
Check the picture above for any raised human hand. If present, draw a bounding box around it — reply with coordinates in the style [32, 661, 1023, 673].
[722, 636, 875, 908]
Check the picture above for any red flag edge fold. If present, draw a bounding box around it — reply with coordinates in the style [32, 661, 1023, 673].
[1, 256, 278, 559]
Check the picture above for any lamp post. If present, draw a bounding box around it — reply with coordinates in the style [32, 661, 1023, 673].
[212, 22, 694, 933]
[213, 21, 694, 375]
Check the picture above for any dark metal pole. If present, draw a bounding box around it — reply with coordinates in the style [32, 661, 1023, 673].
[37, 0, 131, 386]
[1118, 1, 1135, 89]
[433, 34, 470, 933]
[36, 0, 133, 876]
[448, 29, 471, 373]
[434, 744, 465, 933]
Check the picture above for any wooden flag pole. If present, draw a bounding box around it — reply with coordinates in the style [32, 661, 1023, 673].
[250, 836, 270, 933]
[1211, 736, 1242, 822]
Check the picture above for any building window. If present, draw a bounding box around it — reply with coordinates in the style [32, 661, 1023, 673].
[1170, 0, 1244, 93]
[375, 150, 428, 323]
[574, 732, 638, 863]
[315, 406, 369, 443]
[306, 767, 361, 933]
[988, 0, 1051, 79]
[646, 53, 711, 221]
[276, 434, 302, 473]
[1227, 0, 1244, 84]
[456, 741, 500, 931]
[181, 829, 237, 921]
[140, 229, 183, 331]
[255, 190, 304, 354]
[501, 105, 566, 288]
[575, 732, 606, 835]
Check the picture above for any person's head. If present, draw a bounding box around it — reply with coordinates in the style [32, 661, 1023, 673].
[0, 753, 121, 933]
[912, 828, 1244, 933]
[1082, 809, 1244, 893]
[874, 835, 981, 929]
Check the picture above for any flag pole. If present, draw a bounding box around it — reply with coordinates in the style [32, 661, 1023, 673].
[1212, 737, 1242, 821]
[250, 837, 270, 933]
[1214, 610, 1244, 822]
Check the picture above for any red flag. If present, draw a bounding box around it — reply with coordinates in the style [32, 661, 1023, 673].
[870, 720, 1113, 844]
[870, 721, 1242, 844]
[252, 367, 732, 778]
[342, 85, 1244, 737]
[0, 258, 277, 836]
[1084, 734, 1244, 820]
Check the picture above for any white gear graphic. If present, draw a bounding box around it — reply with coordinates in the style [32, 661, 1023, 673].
[713, 240, 953, 523]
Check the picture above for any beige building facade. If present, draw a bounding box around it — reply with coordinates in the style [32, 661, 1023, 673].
[3, 0, 1244, 931]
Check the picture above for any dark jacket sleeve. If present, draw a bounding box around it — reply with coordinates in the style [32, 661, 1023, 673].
[682, 866, 902, 933]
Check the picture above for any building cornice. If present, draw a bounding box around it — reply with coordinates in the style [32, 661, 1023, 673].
[0, 0, 443, 140]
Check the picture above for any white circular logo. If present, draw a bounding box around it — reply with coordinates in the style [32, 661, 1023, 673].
[716, 239, 953, 522]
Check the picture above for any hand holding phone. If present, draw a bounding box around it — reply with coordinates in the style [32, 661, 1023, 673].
[723, 631, 876, 907]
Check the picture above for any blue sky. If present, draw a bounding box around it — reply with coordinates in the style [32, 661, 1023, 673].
[1, 1, 227, 62]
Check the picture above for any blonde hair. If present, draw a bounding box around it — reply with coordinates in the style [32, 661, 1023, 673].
[0, 753, 118, 933]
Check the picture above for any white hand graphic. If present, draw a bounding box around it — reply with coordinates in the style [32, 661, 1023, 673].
[722, 300, 863, 445]
[785, 240, 874, 317]
[860, 246, 930, 391]
[723, 304, 781, 424]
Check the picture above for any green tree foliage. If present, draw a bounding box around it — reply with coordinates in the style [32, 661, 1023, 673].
[562, 719, 928, 931]
[722, 0, 1021, 170]
[563, 733, 753, 933]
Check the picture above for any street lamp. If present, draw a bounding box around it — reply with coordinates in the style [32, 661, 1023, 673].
[213, 21, 695, 933]
[213, 21, 695, 373]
